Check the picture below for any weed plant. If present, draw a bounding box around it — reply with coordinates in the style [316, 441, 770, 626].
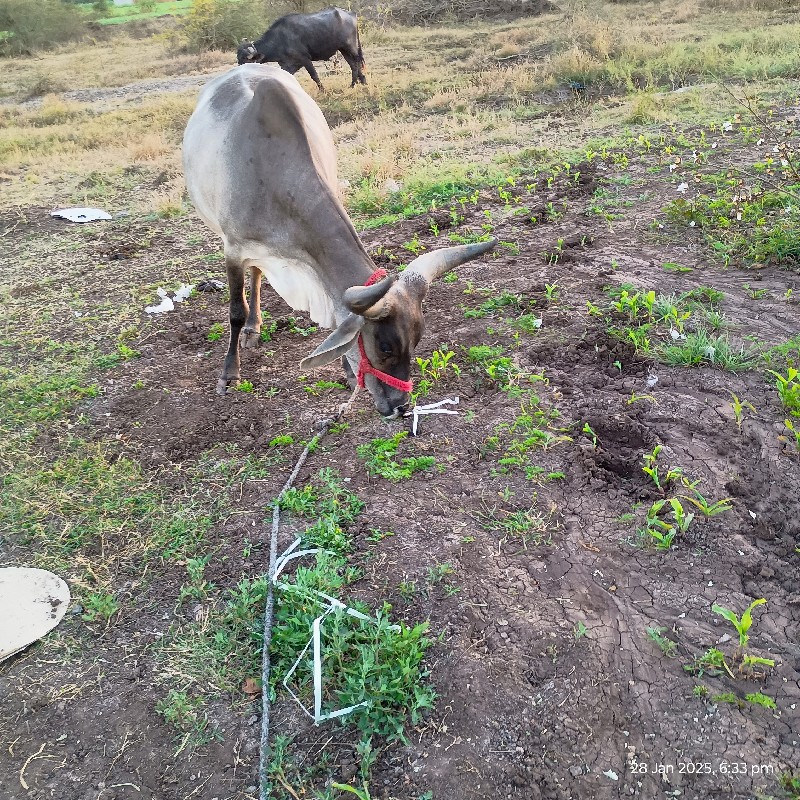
[357, 432, 436, 482]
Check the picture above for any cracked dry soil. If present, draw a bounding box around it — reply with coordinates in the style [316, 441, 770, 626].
[1, 112, 799, 800]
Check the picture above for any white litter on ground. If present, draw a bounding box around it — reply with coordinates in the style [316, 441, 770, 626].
[0, 568, 71, 662]
[50, 207, 112, 223]
[409, 396, 460, 436]
[144, 284, 195, 314]
[145, 288, 175, 314]
[173, 283, 194, 303]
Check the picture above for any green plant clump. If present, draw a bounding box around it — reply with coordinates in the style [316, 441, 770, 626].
[357, 432, 436, 482]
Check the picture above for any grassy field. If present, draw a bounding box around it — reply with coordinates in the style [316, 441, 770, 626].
[1, 1, 800, 798]
[1, 0, 798, 209]
[91, 0, 194, 26]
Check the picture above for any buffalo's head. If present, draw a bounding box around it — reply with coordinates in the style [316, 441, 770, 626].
[236, 40, 259, 65]
[300, 240, 497, 419]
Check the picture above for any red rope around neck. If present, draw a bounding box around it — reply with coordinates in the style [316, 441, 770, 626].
[356, 269, 413, 393]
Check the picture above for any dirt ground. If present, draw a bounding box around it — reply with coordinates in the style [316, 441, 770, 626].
[1, 88, 799, 800]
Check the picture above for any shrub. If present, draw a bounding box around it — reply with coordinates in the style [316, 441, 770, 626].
[0, 0, 86, 56]
[178, 0, 275, 53]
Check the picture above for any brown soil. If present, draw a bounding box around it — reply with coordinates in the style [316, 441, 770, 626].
[1, 105, 799, 800]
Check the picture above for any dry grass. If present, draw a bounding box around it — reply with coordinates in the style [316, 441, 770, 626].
[0, 0, 799, 209]
[0, 37, 231, 99]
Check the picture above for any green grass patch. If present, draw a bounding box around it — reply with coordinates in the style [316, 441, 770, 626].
[159, 469, 435, 777]
[90, 0, 193, 26]
[0, 441, 214, 582]
[357, 431, 436, 482]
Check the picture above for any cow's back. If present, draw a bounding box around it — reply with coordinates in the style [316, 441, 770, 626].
[183, 64, 338, 241]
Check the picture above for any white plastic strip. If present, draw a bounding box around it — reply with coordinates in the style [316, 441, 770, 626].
[411, 396, 460, 436]
[312, 615, 323, 720]
[273, 540, 397, 724]
[281, 605, 371, 724]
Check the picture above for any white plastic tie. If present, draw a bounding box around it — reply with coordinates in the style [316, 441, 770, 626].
[272, 539, 398, 724]
[410, 396, 460, 436]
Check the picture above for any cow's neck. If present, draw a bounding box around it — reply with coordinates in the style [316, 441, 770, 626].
[302, 200, 377, 317]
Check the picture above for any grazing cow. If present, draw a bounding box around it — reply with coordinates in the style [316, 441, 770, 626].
[236, 6, 366, 90]
[183, 65, 496, 419]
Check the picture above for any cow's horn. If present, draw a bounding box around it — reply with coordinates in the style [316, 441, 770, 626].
[343, 274, 395, 317]
[401, 240, 497, 296]
[300, 313, 365, 370]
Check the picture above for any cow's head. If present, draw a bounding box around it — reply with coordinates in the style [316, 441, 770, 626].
[236, 39, 259, 65]
[300, 240, 497, 419]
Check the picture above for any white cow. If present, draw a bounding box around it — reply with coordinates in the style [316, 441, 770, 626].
[183, 64, 495, 418]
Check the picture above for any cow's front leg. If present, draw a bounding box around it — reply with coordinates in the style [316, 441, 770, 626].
[218, 257, 248, 395]
[241, 265, 263, 348]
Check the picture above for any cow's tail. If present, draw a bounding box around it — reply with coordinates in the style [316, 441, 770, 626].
[356, 21, 366, 70]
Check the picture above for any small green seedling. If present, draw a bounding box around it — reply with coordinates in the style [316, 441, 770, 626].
[640, 498, 693, 548]
[685, 647, 735, 680]
[666, 498, 694, 533]
[641, 445, 682, 491]
[627, 392, 656, 405]
[784, 418, 800, 450]
[366, 528, 395, 543]
[582, 422, 599, 448]
[741, 652, 776, 674]
[728, 391, 756, 430]
[744, 692, 776, 710]
[646, 625, 677, 657]
[681, 487, 732, 517]
[768, 367, 800, 416]
[397, 580, 417, 601]
[357, 431, 436, 482]
[207, 322, 225, 342]
[82, 591, 120, 621]
[712, 598, 767, 649]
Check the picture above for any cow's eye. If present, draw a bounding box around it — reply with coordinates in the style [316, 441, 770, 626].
[379, 342, 393, 355]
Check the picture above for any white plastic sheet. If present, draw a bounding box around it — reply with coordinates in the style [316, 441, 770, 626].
[50, 208, 112, 223]
[144, 284, 195, 314]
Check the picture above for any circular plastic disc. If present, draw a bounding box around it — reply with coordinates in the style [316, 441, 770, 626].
[0, 568, 71, 662]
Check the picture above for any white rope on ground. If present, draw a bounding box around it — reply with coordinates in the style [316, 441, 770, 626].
[257, 387, 460, 796]
[258, 385, 360, 800]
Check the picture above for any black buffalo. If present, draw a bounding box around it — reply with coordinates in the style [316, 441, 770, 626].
[236, 7, 366, 90]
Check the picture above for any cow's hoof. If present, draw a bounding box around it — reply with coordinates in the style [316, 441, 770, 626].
[216, 378, 231, 395]
[241, 328, 260, 349]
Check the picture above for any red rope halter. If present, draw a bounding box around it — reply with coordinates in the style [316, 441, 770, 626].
[356, 269, 413, 393]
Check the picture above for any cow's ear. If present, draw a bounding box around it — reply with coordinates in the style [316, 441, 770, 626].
[300, 313, 364, 370]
